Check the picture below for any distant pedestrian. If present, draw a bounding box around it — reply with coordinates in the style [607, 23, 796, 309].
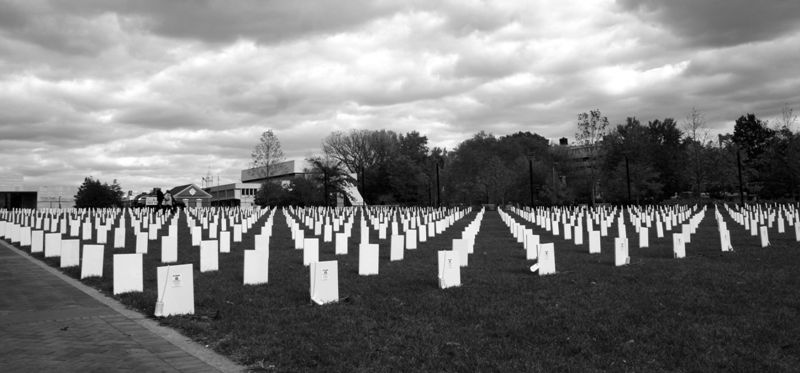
[163, 191, 174, 213]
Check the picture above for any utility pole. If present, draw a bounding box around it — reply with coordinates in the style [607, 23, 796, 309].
[360, 164, 366, 204]
[428, 180, 432, 206]
[552, 162, 557, 205]
[528, 156, 534, 207]
[625, 155, 631, 204]
[737, 149, 745, 205]
[436, 162, 441, 207]
[323, 169, 329, 206]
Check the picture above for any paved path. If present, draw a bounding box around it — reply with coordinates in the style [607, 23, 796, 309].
[0, 240, 246, 373]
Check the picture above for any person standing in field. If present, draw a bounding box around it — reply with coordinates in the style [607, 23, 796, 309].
[163, 191, 174, 213]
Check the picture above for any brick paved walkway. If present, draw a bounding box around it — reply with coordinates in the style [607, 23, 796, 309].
[0, 241, 245, 373]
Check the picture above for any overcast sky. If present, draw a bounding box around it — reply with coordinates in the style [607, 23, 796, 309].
[2, 0, 799, 193]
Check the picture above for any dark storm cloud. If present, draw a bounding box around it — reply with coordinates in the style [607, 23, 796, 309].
[1, 0, 799, 192]
[617, 0, 800, 47]
[42, 0, 405, 45]
[115, 104, 213, 130]
[0, 1, 123, 55]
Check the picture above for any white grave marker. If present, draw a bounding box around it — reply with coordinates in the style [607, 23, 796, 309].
[114, 227, 126, 248]
[638, 227, 649, 248]
[672, 233, 685, 259]
[358, 243, 379, 276]
[588, 230, 601, 254]
[220, 231, 231, 253]
[80, 244, 104, 279]
[614, 237, 630, 267]
[310, 260, 339, 305]
[526, 234, 540, 260]
[191, 226, 202, 246]
[720, 229, 733, 252]
[60, 239, 80, 268]
[20, 226, 31, 246]
[161, 235, 178, 263]
[135, 232, 148, 254]
[233, 224, 242, 242]
[335, 232, 348, 255]
[200, 240, 219, 272]
[294, 229, 305, 250]
[452, 238, 469, 267]
[438, 250, 461, 289]
[154, 264, 195, 317]
[31, 230, 44, 253]
[303, 238, 319, 266]
[573, 225, 583, 245]
[44, 233, 61, 258]
[113, 253, 143, 294]
[406, 229, 417, 249]
[530, 242, 556, 275]
[243, 249, 269, 285]
[255, 233, 269, 252]
[148, 224, 159, 240]
[390, 234, 404, 261]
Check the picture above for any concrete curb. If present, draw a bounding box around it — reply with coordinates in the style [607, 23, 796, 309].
[0, 239, 248, 373]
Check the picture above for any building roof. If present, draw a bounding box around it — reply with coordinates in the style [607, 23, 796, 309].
[241, 159, 311, 183]
[168, 184, 212, 199]
[204, 183, 261, 192]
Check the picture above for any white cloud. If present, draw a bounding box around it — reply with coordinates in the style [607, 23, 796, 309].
[595, 61, 690, 95]
[0, 0, 798, 192]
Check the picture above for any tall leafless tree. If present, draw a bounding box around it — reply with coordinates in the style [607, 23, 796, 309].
[251, 130, 285, 178]
[778, 103, 797, 131]
[576, 109, 609, 205]
[684, 107, 708, 197]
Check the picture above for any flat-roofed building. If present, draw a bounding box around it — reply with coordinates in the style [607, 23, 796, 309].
[241, 159, 311, 187]
[37, 185, 77, 209]
[204, 183, 261, 208]
[0, 175, 35, 209]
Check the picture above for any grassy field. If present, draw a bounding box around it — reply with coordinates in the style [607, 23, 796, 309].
[6, 206, 800, 372]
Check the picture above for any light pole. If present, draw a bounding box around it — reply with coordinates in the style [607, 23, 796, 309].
[552, 162, 558, 205]
[625, 154, 631, 204]
[428, 180, 432, 206]
[435, 161, 441, 207]
[360, 164, 366, 204]
[527, 153, 535, 207]
[737, 149, 744, 205]
[323, 168, 329, 207]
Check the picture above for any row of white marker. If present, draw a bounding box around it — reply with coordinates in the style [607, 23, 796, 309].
[117, 203, 800, 315]
[495, 205, 711, 275]
[719, 204, 800, 248]
[308, 208, 487, 304]
[0, 206, 261, 238]
[0, 206, 266, 258]
[285, 206, 472, 276]
[0, 207, 274, 303]
[138, 205, 483, 312]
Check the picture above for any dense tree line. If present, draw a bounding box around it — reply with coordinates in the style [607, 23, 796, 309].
[254, 106, 800, 206]
[74, 177, 124, 208]
[598, 110, 800, 203]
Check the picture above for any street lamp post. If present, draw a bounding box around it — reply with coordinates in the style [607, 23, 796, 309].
[428, 180, 432, 206]
[527, 154, 534, 207]
[360, 164, 366, 204]
[323, 169, 329, 206]
[435, 161, 441, 207]
[552, 162, 558, 205]
[737, 149, 745, 205]
[625, 155, 631, 204]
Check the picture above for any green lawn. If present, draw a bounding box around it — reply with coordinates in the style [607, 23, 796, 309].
[7, 206, 800, 372]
